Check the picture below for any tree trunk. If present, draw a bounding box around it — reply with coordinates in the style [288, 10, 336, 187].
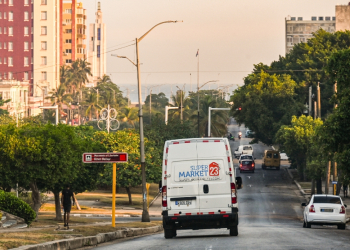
[29, 182, 41, 219]
[311, 179, 316, 195]
[125, 187, 132, 205]
[53, 191, 63, 221]
[316, 179, 322, 194]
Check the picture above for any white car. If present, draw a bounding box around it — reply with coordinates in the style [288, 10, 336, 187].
[234, 145, 253, 158]
[238, 154, 254, 163]
[302, 194, 347, 229]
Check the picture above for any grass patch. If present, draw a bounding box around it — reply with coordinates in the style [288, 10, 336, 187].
[299, 182, 312, 190]
[30, 214, 107, 228]
[0, 221, 162, 250]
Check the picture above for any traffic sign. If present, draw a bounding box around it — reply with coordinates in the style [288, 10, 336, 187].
[332, 181, 338, 184]
[82, 153, 128, 163]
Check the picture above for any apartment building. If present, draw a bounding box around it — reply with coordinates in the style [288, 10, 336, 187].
[336, 4, 350, 31]
[88, 2, 106, 86]
[0, 0, 33, 95]
[61, 0, 87, 65]
[285, 16, 336, 54]
[32, 0, 60, 115]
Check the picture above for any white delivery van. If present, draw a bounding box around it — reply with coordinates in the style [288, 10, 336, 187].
[242, 145, 253, 156]
[161, 138, 242, 239]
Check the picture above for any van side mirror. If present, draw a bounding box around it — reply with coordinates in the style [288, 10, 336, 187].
[159, 180, 162, 190]
[236, 177, 242, 189]
[301, 203, 306, 206]
[345, 204, 347, 208]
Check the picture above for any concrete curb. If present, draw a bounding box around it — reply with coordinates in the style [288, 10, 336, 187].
[285, 168, 306, 197]
[11, 225, 163, 250]
[70, 214, 131, 218]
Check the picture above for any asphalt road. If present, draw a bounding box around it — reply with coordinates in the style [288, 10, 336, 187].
[93, 119, 350, 249]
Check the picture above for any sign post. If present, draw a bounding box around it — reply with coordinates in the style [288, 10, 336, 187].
[332, 181, 338, 195]
[83, 152, 128, 227]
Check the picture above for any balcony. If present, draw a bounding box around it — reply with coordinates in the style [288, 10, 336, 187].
[77, 44, 86, 49]
[77, 34, 86, 39]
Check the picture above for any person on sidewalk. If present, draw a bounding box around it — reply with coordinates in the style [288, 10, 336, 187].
[343, 183, 348, 198]
[61, 186, 75, 229]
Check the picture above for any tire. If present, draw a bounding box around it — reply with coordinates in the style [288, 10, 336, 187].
[303, 220, 306, 228]
[276, 166, 280, 170]
[164, 228, 175, 239]
[229, 225, 238, 236]
[337, 224, 346, 230]
[252, 170, 255, 173]
[306, 220, 311, 228]
[240, 170, 242, 173]
[262, 164, 265, 170]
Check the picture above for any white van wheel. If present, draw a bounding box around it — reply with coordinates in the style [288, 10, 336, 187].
[229, 225, 238, 236]
[164, 228, 176, 239]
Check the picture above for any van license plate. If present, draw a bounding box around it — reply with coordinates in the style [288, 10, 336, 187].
[321, 209, 333, 212]
[175, 200, 192, 206]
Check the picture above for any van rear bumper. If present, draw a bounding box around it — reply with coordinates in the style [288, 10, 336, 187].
[162, 208, 238, 230]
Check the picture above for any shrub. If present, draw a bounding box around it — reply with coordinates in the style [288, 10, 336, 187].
[0, 190, 36, 225]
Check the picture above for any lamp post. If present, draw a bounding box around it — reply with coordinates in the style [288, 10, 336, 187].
[197, 80, 218, 137]
[165, 105, 179, 125]
[112, 20, 182, 222]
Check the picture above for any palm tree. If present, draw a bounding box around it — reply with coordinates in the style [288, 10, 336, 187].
[120, 107, 138, 128]
[97, 74, 112, 85]
[190, 95, 229, 137]
[68, 59, 92, 98]
[83, 92, 101, 121]
[169, 91, 191, 120]
[46, 83, 72, 118]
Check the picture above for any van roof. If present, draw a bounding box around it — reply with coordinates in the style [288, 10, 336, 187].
[165, 137, 228, 144]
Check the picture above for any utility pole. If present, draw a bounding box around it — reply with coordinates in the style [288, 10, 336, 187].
[333, 81, 338, 195]
[309, 86, 312, 116]
[314, 101, 317, 120]
[317, 82, 321, 118]
[197, 49, 200, 137]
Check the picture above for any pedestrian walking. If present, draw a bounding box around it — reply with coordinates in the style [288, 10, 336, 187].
[61, 186, 75, 229]
[343, 184, 348, 198]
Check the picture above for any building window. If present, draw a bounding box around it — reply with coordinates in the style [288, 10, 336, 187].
[24, 57, 29, 66]
[4, 57, 6, 64]
[41, 71, 47, 81]
[24, 11, 29, 21]
[41, 41, 47, 50]
[0, 57, 2, 63]
[333, 17, 336, 21]
[24, 41, 29, 50]
[9, 27, 13, 35]
[3, 73, 7, 79]
[9, 0, 13, 5]
[8, 42, 12, 50]
[319, 17, 324, 21]
[65, 19, 72, 24]
[298, 17, 303, 21]
[65, 39, 72, 43]
[65, 49, 72, 54]
[41, 11, 47, 20]
[4, 27, 6, 34]
[97, 45, 100, 58]
[288, 26, 293, 32]
[31, 42, 33, 49]
[24, 26, 29, 35]
[8, 72, 13, 80]
[4, 12, 6, 19]
[311, 16, 317, 21]
[31, 57, 33, 64]
[0, 12, 2, 19]
[65, 29, 72, 33]
[65, 59, 72, 64]
[0, 27, 1, 34]
[0, 42, 2, 49]
[24, 0, 29, 5]
[65, 9, 72, 14]
[98, 28, 101, 41]
[24, 71, 29, 80]
[8, 11, 13, 20]
[8, 57, 13, 66]
[4, 43, 6, 49]
[41, 0, 47, 4]
[41, 26, 47, 35]
[41, 56, 47, 65]
[325, 16, 331, 21]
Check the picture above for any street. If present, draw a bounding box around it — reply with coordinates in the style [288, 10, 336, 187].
[92, 119, 350, 249]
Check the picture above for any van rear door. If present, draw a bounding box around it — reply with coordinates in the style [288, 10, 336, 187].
[197, 140, 231, 214]
[167, 141, 199, 216]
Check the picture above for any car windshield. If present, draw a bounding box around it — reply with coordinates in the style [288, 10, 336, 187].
[313, 196, 341, 204]
[242, 161, 251, 165]
[241, 155, 253, 160]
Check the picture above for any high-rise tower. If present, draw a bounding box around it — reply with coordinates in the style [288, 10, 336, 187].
[88, 2, 106, 86]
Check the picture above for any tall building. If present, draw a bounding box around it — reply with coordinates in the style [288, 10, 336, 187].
[32, 0, 61, 115]
[0, 0, 33, 96]
[336, 4, 350, 31]
[88, 2, 106, 86]
[285, 16, 335, 54]
[61, 0, 87, 65]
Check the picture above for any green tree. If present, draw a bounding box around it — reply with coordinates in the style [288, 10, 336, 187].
[231, 69, 303, 145]
[0, 97, 11, 116]
[95, 130, 161, 205]
[276, 115, 323, 180]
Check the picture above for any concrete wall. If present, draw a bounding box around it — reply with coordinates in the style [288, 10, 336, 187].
[336, 5, 350, 31]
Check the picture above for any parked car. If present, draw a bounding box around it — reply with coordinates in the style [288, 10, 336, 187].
[280, 153, 288, 161]
[245, 130, 255, 138]
[239, 159, 255, 173]
[262, 150, 280, 170]
[302, 195, 347, 229]
[161, 138, 243, 238]
[234, 145, 254, 158]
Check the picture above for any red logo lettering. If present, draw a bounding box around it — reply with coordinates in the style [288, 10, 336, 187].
[209, 162, 219, 176]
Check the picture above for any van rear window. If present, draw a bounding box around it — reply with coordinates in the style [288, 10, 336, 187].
[266, 153, 272, 158]
[313, 196, 341, 204]
[273, 153, 279, 158]
[243, 146, 252, 150]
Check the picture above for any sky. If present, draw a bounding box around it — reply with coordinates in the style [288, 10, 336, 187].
[81, 0, 349, 102]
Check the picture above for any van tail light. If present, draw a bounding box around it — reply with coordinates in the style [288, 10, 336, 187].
[162, 186, 167, 207]
[252, 163, 255, 167]
[340, 205, 346, 214]
[231, 183, 237, 204]
[309, 205, 315, 213]
[239, 164, 242, 168]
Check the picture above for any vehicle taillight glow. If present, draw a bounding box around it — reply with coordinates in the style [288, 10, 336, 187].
[162, 186, 167, 207]
[252, 163, 255, 167]
[240, 164, 242, 168]
[231, 182, 237, 204]
[309, 204, 315, 213]
[340, 205, 346, 214]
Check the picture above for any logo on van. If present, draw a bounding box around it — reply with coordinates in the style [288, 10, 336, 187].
[209, 162, 219, 176]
